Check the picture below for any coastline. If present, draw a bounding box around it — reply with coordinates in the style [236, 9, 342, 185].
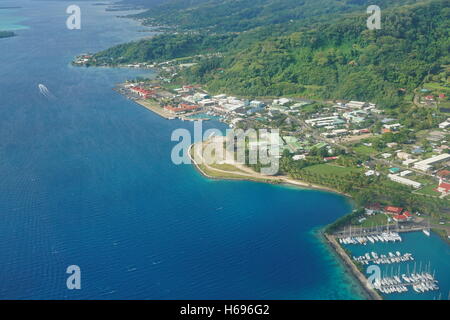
[188, 142, 351, 197]
[187, 141, 383, 299]
[323, 233, 383, 300]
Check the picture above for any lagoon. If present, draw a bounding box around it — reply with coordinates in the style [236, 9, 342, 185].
[0, 0, 370, 299]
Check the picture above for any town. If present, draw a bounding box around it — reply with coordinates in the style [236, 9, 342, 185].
[73, 54, 450, 231]
[72, 38, 450, 299]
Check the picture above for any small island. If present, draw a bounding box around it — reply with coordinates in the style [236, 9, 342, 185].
[0, 31, 15, 39]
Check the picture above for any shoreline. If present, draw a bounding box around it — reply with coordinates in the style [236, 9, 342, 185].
[188, 142, 351, 197]
[187, 142, 384, 299]
[323, 233, 383, 300]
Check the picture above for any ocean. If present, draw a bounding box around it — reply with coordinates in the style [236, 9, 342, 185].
[0, 0, 367, 299]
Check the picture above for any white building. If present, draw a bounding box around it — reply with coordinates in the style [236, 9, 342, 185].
[399, 170, 412, 177]
[346, 101, 366, 109]
[388, 174, 422, 189]
[403, 158, 418, 166]
[413, 154, 450, 172]
[439, 119, 450, 129]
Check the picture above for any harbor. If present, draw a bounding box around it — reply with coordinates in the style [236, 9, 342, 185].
[341, 230, 450, 299]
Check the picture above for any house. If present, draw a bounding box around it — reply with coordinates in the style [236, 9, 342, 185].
[393, 214, 408, 222]
[386, 142, 398, 148]
[439, 119, 450, 129]
[437, 170, 450, 181]
[384, 206, 403, 215]
[383, 123, 401, 131]
[403, 211, 412, 220]
[393, 214, 407, 222]
[293, 155, 306, 161]
[436, 181, 450, 195]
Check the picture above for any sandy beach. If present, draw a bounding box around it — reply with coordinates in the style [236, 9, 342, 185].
[188, 141, 350, 196]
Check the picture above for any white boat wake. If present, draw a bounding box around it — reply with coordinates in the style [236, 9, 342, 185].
[38, 83, 54, 98]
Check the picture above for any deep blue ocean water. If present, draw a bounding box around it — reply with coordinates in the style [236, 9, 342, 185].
[0, 0, 367, 299]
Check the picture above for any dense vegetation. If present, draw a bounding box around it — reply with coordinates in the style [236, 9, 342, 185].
[132, 0, 421, 33]
[94, 33, 235, 64]
[183, 0, 450, 105]
[98, 0, 449, 107]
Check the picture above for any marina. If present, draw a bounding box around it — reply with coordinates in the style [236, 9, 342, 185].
[353, 251, 414, 265]
[342, 231, 450, 299]
[339, 231, 402, 245]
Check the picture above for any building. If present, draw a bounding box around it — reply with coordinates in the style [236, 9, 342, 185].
[437, 170, 450, 181]
[393, 214, 407, 222]
[130, 87, 154, 99]
[436, 181, 450, 195]
[383, 123, 401, 131]
[384, 206, 403, 215]
[413, 154, 450, 172]
[387, 174, 422, 189]
[403, 158, 418, 166]
[164, 104, 199, 115]
[389, 167, 400, 174]
[198, 99, 216, 107]
[305, 116, 344, 127]
[439, 119, 450, 129]
[346, 101, 367, 109]
[393, 212, 412, 222]
[397, 152, 412, 160]
[399, 170, 412, 177]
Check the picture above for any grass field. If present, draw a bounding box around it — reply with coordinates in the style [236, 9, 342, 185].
[353, 144, 378, 156]
[303, 163, 361, 177]
[356, 213, 389, 228]
[416, 184, 440, 196]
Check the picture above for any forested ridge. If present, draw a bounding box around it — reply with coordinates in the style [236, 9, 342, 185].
[94, 0, 450, 107]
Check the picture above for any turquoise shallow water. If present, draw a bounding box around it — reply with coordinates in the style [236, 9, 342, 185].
[0, 8, 27, 30]
[0, 0, 367, 299]
[344, 231, 450, 300]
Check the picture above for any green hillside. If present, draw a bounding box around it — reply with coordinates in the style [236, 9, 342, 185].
[94, 0, 450, 107]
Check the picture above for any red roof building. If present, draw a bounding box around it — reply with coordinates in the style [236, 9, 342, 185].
[437, 182, 450, 194]
[384, 206, 403, 215]
[131, 87, 154, 99]
[393, 214, 407, 222]
[439, 94, 446, 99]
[403, 211, 412, 218]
